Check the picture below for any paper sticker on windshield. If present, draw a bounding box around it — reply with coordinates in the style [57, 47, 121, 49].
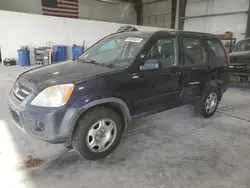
[125, 37, 143, 43]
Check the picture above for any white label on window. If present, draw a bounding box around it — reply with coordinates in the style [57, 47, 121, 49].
[125, 37, 143, 43]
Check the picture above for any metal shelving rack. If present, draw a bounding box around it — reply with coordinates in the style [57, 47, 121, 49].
[33, 42, 53, 66]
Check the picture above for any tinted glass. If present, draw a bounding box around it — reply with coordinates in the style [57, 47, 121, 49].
[79, 35, 148, 68]
[146, 38, 178, 68]
[205, 39, 227, 66]
[183, 38, 206, 65]
[234, 40, 250, 52]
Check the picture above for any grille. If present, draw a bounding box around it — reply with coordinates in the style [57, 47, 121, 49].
[13, 83, 32, 101]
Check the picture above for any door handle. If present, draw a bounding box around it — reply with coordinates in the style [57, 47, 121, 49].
[207, 65, 212, 69]
[132, 73, 139, 79]
[189, 82, 200, 85]
[170, 72, 181, 76]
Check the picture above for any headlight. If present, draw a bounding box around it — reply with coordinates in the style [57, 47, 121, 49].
[31, 84, 74, 107]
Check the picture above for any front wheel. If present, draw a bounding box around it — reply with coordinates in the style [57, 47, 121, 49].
[72, 107, 123, 160]
[195, 88, 219, 118]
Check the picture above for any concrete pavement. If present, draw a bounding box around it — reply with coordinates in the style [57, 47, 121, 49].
[1, 66, 250, 188]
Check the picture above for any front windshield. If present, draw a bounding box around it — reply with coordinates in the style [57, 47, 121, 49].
[233, 40, 250, 52]
[78, 34, 148, 68]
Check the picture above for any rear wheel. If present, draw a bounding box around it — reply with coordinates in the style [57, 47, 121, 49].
[72, 107, 123, 160]
[195, 87, 219, 118]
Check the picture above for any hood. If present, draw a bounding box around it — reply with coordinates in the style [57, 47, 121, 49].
[229, 51, 250, 64]
[19, 60, 116, 88]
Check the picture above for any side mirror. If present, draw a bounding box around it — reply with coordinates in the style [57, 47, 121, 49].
[140, 59, 160, 71]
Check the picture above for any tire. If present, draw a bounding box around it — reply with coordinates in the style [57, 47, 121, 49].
[195, 87, 219, 118]
[72, 107, 123, 160]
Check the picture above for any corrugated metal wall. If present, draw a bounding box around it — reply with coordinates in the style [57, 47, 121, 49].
[143, 0, 173, 28]
[0, 0, 174, 28]
[0, 0, 136, 24]
[184, 0, 249, 41]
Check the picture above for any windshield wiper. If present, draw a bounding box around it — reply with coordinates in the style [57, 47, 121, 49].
[77, 58, 104, 67]
[105, 59, 119, 68]
[76, 57, 85, 63]
[105, 63, 116, 68]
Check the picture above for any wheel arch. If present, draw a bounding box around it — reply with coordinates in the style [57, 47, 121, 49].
[68, 98, 132, 137]
[203, 79, 223, 100]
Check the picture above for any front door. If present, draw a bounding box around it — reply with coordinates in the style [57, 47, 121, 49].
[132, 36, 183, 114]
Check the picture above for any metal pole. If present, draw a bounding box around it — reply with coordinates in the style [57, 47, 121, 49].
[183, 10, 248, 19]
[163, 14, 165, 28]
[245, 0, 250, 38]
[175, 0, 180, 29]
[178, 0, 186, 30]
[0, 48, 2, 64]
[155, 15, 158, 27]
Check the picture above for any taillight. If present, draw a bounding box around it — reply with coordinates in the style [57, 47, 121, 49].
[219, 40, 230, 63]
[223, 45, 230, 62]
[227, 54, 230, 62]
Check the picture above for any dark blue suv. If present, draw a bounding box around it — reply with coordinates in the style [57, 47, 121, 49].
[8, 30, 230, 160]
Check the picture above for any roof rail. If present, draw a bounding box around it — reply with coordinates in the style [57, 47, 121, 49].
[116, 25, 138, 33]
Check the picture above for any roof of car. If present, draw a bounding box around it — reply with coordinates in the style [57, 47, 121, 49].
[236, 38, 250, 42]
[113, 30, 216, 39]
[111, 31, 154, 38]
[172, 30, 216, 38]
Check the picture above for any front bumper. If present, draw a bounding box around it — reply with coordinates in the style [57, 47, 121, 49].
[7, 91, 77, 143]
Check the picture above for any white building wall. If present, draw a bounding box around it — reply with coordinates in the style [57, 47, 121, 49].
[184, 0, 249, 41]
[0, 10, 171, 62]
[0, 0, 136, 24]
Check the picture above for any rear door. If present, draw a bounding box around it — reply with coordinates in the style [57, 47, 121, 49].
[204, 39, 230, 92]
[181, 37, 210, 96]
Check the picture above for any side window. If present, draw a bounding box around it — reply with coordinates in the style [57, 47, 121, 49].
[183, 38, 206, 66]
[146, 38, 178, 68]
[205, 39, 227, 66]
[234, 40, 250, 52]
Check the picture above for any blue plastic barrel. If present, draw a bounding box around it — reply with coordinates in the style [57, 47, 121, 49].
[18, 50, 30, 66]
[72, 45, 84, 59]
[54, 46, 67, 62]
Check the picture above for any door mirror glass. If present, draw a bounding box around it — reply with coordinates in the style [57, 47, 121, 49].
[140, 59, 160, 71]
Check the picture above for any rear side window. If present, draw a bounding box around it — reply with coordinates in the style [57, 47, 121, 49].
[205, 40, 227, 66]
[182, 38, 206, 66]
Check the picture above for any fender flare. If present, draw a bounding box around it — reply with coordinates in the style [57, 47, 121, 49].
[203, 79, 223, 99]
[207, 79, 223, 87]
[68, 98, 132, 135]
